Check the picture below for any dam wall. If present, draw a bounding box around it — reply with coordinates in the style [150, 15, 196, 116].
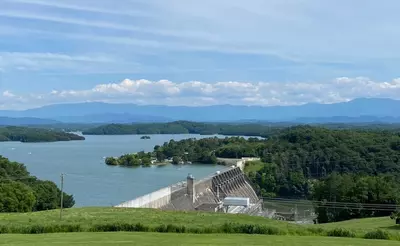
[115, 166, 261, 213]
[115, 181, 186, 208]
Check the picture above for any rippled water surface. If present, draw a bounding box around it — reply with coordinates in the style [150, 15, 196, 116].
[0, 134, 225, 206]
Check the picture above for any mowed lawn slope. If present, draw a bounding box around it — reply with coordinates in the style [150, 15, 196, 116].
[1, 232, 399, 246]
[1, 207, 400, 243]
[2, 207, 398, 232]
[317, 217, 399, 232]
[0, 207, 290, 229]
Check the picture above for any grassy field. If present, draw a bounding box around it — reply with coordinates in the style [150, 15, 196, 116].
[0, 207, 398, 232]
[0, 207, 399, 242]
[317, 216, 399, 233]
[1, 232, 399, 246]
[0, 207, 289, 229]
[244, 160, 264, 174]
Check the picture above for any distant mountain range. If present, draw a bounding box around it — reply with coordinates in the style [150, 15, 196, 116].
[53, 113, 173, 124]
[0, 117, 61, 126]
[0, 98, 399, 124]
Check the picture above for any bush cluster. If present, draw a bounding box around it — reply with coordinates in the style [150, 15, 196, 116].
[0, 222, 397, 241]
[326, 228, 356, 238]
[364, 230, 391, 240]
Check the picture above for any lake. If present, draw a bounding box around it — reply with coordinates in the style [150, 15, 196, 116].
[0, 134, 228, 207]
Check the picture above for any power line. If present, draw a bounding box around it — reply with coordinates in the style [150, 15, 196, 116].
[263, 197, 400, 207]
[262, 198, 400, 211]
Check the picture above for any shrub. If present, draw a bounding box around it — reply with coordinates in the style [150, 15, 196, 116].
[364, 230, 390, 240]
[155, 224, 168, 233]
[305, 227, 325, 236]
[154, 224, 187, 233]
[203, 227, 216, 234]
[134, 223, 149, 232]
[187, 227, 205, 234]
[0, 225, 11, 234]
[221, 223, 236, 233]
[221, 223, 283, 235]
[166, 224, 186, 233]
[255, 225, 283, 235]
[327, 228, 356, 238]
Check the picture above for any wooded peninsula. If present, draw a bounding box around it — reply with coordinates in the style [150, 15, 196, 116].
[0, 126, 85, 143]
[0, 156, 75, 212]
[83, 121, 400, 137]
[106, 125, 400, 223]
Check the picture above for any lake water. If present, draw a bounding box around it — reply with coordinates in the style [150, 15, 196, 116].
[0, 134, 227, 207]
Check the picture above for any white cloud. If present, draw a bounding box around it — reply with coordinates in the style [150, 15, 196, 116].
[3, 0, 400, 63]
[2, 77, 400, 109]
[0, 52, 141, 73]
[0, 9, 220, 42]
[9, 0, 153, 17]
[2, 90, 16, 98]
[2, 0, 400, 102]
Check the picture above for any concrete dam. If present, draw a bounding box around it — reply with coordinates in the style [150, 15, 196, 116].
[115, 166, 263, 215]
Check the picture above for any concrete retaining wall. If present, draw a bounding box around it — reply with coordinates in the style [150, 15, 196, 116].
[115, 186, 172, 208]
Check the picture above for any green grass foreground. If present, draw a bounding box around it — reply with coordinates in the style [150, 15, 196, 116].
[317, 217, 398, 232]
[0, 207, 284, 228]
[0, 207, 399, 241]
[1, 232, 399, 246]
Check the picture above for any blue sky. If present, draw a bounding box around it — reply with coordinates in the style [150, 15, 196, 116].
[1, 0, 400, 109]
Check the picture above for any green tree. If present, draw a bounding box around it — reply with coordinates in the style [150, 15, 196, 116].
[172, 156, 181, 164]
[105, 157, 119, 166]
[28, 180, 75, 211]
[30, 180, 58, 211]
[0, 181, 36, 212]
[313, 173, 400, 223]
[141, 157, 152, 167]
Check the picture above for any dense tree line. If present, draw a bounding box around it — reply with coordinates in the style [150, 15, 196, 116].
[83, 121, 279, 136]
[153, 137, 267, 164]
[245, 126, 400, 223]
[106, 137, 264, 166]
[82, 121, 400, 136]
[105, 151, 153, 167]
[312, 173, 400, 223]
[0, 156, 74, 212]
[0, 126, 85, 143]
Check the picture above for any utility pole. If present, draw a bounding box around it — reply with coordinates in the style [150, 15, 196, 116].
[60, 173, 64, 221]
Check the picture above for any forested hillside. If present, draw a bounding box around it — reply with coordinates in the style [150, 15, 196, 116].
[112, 125, 400, 223]
[83, 121, 279, 136]
[83, 121, 400, 137]
[0, 156, 74, 212]
[0, 126, 85, 142]
[251, 127, 400, 223]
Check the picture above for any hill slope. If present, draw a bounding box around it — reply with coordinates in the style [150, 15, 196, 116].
[0, 126, 85, 142]
[0, 207, 398, 242]
[0, 117, 60, 126]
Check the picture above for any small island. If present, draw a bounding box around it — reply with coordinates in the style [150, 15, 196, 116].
[104, 136, 263, 167]
[0, 126, 85, 143]
[140, 135, 151, 139]
[105, 152, 155, 167]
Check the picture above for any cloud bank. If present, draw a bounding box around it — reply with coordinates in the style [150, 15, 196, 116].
[1, 77, 400, 109]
